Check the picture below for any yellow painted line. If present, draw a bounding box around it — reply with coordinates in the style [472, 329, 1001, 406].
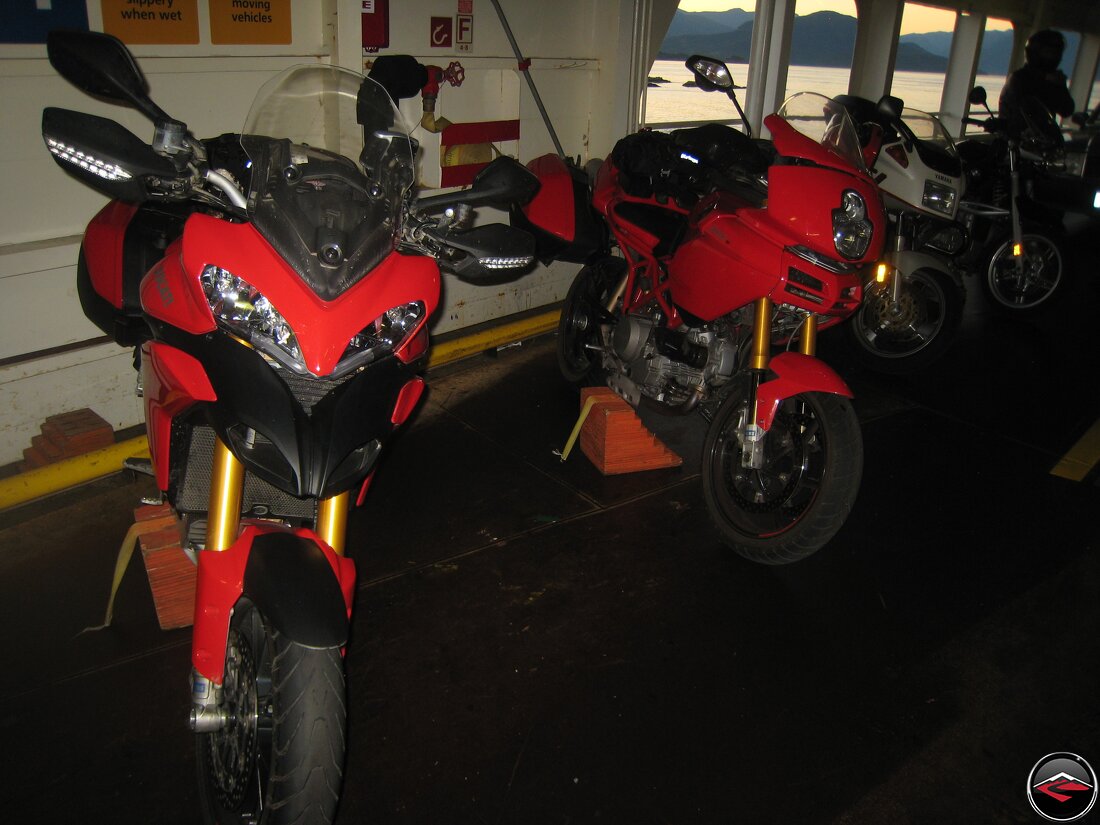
[1051, 417, 1100, 481]
[0, 311, 561, 510]
[0, 436, 151, 511]
[427, 309, 560, 369]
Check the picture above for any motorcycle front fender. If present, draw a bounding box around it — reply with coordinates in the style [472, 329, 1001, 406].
[754, 352, 853, 431]
[192, 526, 356, 682]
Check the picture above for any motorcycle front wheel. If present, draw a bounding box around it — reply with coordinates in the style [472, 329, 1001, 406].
[556, 256, 625, 385]
[983, 231, 1064, 312]
[701, 383, 863, 565]
[197, 598, 346, 825]
[846, 267, 962, 374]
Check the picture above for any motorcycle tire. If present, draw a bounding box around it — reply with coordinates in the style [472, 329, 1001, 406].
[845, 266, 963, 374]
[701, 381, 862, 565]
[982, 230, 1064, 313]
[556, 256, 625, 386]
[197, 597, 346, 825]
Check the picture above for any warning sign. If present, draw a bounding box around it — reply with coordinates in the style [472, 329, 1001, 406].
[209, 0, 291, 45]
[101, 0, 199, 44]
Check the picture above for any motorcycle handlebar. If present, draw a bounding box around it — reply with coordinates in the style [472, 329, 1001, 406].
[964, 116, 1007, 133]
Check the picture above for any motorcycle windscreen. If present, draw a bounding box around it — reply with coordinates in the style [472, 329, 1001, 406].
[239, 65, 416, 301]
[773, 92, 869, 176]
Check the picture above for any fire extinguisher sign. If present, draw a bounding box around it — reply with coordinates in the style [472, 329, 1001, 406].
[362, 0, 388, 54]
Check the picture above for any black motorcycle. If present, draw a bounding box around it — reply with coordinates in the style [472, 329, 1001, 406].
[955, 87, 1072, 313]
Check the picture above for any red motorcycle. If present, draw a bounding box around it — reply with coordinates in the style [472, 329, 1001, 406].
[43, 31, 535, 823]
[517, 57, 885, 564]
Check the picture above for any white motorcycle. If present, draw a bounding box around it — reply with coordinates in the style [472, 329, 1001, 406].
[830, 94, 968, 373]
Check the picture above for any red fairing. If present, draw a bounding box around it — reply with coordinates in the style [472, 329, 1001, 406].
[766, 114, 863, 177]
[142, 341, 217, 491]
[767, 164, 884, 264]
[191, 525, 357, 682]
[668, 190, 866, 320]
[83, 201, 139, 309]
[178, 214, 441, 376]
[140, 237, 218, 335]
[391, 377, 425, 426]
[754, 352, 853, 431]
[522, 154, 577, 242]
[668, 191, 786, 320]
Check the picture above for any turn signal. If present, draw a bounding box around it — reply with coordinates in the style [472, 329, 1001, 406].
[875, 263, 888, 283]
[1013, 242, 1022, 257]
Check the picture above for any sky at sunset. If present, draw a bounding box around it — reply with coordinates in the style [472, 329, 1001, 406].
[674, 0, 1015, 34]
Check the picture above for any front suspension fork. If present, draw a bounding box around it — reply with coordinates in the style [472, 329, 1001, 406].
[741, 297, 817, 469]
[206, 436, 350, 554]
[191, 437, 350, 731]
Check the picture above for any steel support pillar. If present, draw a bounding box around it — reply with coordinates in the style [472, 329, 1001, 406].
[941, 12, 986, 138]
[744, 0, 797, 137]
[849, 0, 904, 101]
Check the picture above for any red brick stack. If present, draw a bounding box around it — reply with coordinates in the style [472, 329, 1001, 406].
[578, 387, 682, 475]
[22, 408, 114, 470]
[133, 503, 195, 630]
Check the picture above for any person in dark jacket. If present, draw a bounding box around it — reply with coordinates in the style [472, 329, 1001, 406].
[998, 29, 1076, 134]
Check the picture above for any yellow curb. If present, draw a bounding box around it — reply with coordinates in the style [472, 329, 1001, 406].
[427, 309, 560, 368]
[0, 310, 561, 511]
[0, 436, 151, 510]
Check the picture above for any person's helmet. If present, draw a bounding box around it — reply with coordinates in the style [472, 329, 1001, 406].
[1025, 29, 1066, 72]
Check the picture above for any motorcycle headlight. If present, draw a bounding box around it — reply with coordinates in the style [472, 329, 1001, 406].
[200, 264, 304, 371]
[338, 301, 425, 375]
[202, 265, 426, 377]
[922, 181, 957, 215]
[832, 190, 873, 259]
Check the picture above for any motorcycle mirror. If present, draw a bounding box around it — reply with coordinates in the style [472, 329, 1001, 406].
[968, 86, 987, 107]
[366, 55, 429, 104]
[468, 156, 541, 205]
[441, 223, 536, 283]
[47, 30, 170, 124]
[876, 95, 904, 121]
[686, 55, 735, 92]
[42, 107, 180, 203]
[416, 156, 540, 212]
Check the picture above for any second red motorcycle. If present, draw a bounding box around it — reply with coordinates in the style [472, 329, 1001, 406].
[518, 57, 886, 563]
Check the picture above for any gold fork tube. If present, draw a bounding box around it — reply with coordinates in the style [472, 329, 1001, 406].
[207, 437, 244, 552]
[316, 493, 350, 556]
[750, 296, 773, 371]
[799, 314, 818, 357]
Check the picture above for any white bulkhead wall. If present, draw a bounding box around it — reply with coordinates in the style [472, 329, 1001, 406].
[0, 0, 674, 466]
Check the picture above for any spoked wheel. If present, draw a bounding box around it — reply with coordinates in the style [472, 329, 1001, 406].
[701, 382, 863, 564]
[197, 598, 346, 825]
[984, 232, 1064, 312]
[556, 256, 625, 385]
[846, 267, 962, 374]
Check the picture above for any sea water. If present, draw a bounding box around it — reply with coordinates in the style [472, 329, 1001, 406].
[644, 59, 1015, 135]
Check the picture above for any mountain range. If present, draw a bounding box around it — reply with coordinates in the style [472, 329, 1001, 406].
[658, 9, 1081, 75]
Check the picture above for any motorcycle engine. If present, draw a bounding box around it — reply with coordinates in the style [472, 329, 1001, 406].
[611, 314, 739, 405]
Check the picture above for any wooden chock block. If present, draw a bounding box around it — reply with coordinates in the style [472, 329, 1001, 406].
[133, 505, 195, 631]
[42, 408, 114, 455]
[20, 408, 115, 470]
[577, 387, 682, 475]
